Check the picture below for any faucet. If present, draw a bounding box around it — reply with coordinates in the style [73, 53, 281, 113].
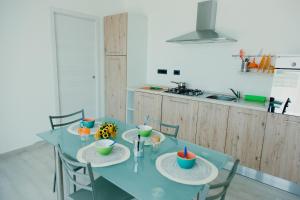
[229, 88, 241, 100]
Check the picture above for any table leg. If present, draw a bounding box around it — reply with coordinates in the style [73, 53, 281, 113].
[55, 146, 64, 200]
[198, 184, 209, 200]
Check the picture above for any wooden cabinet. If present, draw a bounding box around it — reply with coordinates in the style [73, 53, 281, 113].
[104, 13, 128, 56]
[104, 13, 147, 122]
[133, 92, 162, 130]
[196, 102, 229, 152]
[161, 96, 198, 143]
[261, 113, 300, 183]
[225, 107, 267, 170]
[105, 56, 127, 121]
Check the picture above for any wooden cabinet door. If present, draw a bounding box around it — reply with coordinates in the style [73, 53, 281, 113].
[133, 92, 162, 130]
[104, 13, 127, 56]
[161, 96, 198, 143]
[105, 56, 127, 121]
[225, 107, 267, 170]
[261, 113, 300, 183]
[196, 102, 229, 152]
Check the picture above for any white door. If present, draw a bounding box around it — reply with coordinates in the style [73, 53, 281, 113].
[53, 11, 98, 117]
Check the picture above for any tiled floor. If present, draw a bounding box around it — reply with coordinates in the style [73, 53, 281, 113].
[0, 142, 299, 200]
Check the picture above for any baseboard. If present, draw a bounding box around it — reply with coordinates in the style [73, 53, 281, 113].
[224, 161, 300, 197]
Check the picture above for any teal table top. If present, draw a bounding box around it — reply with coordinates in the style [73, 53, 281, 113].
[37, 117, 231, 200]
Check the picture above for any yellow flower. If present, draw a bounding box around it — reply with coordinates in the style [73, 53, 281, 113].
[107, 127, 113, 133]
[102, 133, 109, 139]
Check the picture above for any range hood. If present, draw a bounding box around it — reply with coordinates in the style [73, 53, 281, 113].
[166, 0, 237, 44]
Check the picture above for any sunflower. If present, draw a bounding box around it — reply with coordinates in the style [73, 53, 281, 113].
[96, 122, 118, 140]
[102, 132, 109, 139]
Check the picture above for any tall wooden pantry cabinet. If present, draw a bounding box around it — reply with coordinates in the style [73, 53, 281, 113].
[104, 13, 147, 122]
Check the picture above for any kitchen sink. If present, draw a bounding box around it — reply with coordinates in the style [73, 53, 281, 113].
[206, 94, 237, 101]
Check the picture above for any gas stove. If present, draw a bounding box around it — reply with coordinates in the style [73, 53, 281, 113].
[164, 88, 203, 96]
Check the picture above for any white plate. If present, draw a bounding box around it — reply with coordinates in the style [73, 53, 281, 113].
[76, 142, 130, 167]
[122, 128, 166, 145]
[156, 152, 218, 185]
[67, 121, 102, 135]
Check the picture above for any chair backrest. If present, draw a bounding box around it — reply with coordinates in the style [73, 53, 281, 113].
[160, 122, 180, 138]
[49, 109, 85, 130]
[205, 159, 240, 200]
[56, 145, 96, 200]
[143, 115, 180, 138]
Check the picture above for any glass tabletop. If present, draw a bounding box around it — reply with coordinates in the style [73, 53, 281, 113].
[37, 117, 231, 200]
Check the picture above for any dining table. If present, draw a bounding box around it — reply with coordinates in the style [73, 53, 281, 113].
[37, 117, 232, 200]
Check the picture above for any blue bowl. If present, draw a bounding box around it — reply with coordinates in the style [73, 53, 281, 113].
[177, 151, 196, 169]
[80, 118, 95, 128]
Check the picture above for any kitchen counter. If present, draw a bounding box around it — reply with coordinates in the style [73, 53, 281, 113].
[134, 88, 269, 112]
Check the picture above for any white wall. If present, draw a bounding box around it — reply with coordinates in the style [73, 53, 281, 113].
[1, 0, 300, 154]
[126, 0, 300, 96]
[0, 0, 126, 154]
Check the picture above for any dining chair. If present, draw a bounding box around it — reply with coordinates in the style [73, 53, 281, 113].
[197, 159, 240, 200]
[143, 115, 180, 138]
[160, 122, 180, 138]
[49, 109, 85, 192]
[56, 145, 134, 200]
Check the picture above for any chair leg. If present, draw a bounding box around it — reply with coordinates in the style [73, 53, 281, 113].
[73, 175, 76, 192]
[53, 172, 56, 193]
[52, 146, 57, 193]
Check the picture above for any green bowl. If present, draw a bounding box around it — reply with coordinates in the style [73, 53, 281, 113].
[95, 139, 114, 155]
[137, 125, 152, 137]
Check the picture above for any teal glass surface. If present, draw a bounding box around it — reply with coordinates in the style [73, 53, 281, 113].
[37, 117, 232, 200]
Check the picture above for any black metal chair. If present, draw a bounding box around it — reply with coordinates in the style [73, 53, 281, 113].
[49, 109, 85, 192]
[57, 145, 134, 200]
[197, 159, 240, 200]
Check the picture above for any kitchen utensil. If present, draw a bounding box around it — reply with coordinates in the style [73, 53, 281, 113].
[78, 127, 90, 142]
[239, 49, 245, 61]
[244, 95, 267, 103]
[258, 55, 266, 71]
[95, 139, 115, 155]
[137, 125, 152, 137]
[171, 81, 186, 90]
[151, 135, 161, 151]
[177, 151, 196, 169]
[134, 135, 144, 157]
[68, 121, 101, 135]
[77, 142, 130, 167]
[263, 55, 272, 72]
[80, 118, 95, 128]
[122, 128, 166, 145]
[241, 57, 250, 72]
[156, 152, 219, 185]
[248, 58, 258, 69]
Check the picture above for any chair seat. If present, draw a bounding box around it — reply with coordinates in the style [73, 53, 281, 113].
[69, 176, 134, 200]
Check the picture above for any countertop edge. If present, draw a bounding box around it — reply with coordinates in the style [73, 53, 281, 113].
[134, 88, 268, 112]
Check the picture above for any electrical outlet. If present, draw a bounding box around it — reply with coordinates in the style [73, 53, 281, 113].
[174, 70, 180, 75]
[157, 69, 167, 74]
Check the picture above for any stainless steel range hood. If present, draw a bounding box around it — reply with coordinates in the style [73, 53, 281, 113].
[166, 0, 237, 43]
